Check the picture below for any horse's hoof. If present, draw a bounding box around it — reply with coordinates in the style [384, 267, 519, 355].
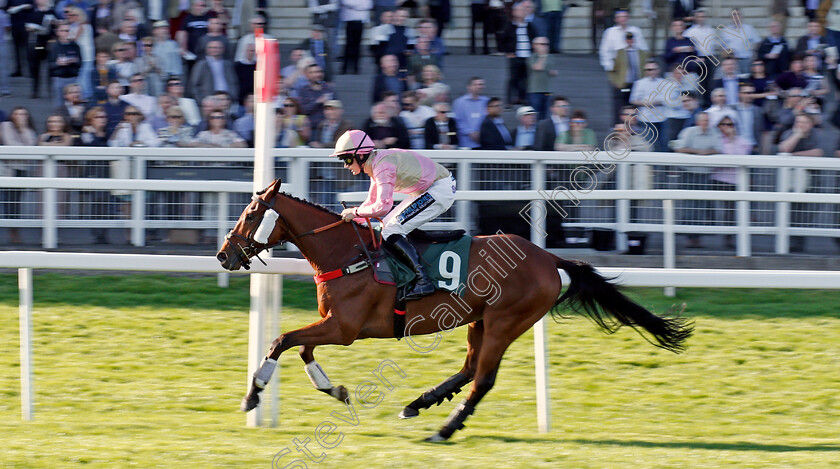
[399, 407, 419, 419]
[330, 385, 349, 402]
[423, 433, 447, 443]
[240, 394, 260, 412]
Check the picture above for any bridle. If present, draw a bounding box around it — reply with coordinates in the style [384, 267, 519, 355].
[225, 193, 346, 270]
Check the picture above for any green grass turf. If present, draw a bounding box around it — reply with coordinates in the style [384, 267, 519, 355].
[1, 273, 839, 468]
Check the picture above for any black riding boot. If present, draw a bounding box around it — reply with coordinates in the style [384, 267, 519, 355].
[387, 234, 435, 300]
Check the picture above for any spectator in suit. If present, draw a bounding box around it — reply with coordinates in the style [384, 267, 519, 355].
[101, 80, 128, 136]
[189, 39, 239, 103]
[795, 21, 828, 68]
[369, 9, 394, 70]
[424, 101, 458, 149]
[775, 53, 808, 91]
[734, 83, 764, 154]
[477, 97, 511, 150]
[301, 25, 333, 83]
[757, 20, 791, 79]
[534, 95, 570, 151]
[671, 0, 698, 22]
[361, 101, 410, 149]
[711, 56, 742, 106]
[88, 49, 116, 105]
[233, 16, 274, 63]
[599, 8, 648, 73]
[607, 32, 649, 123]
[371, 54, 407, 104]
[512, 105, 537, 150]
[384, 7, 414, 72]
[6, 0, 33, 78]
[308, 0, 339, 59]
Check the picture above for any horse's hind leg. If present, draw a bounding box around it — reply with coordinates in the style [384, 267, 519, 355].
[299, 345, 349, 402]
[425, 329, 514, 442]
[399, 321, 483, 419]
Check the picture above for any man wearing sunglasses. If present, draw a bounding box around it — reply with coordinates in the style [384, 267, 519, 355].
[333, 129, 456, 300]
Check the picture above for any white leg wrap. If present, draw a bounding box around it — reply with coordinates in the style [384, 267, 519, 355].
[254, 357, 277, 389]
[304, 361, 332, 390]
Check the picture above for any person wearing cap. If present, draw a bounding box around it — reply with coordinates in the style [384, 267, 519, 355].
[599, 8, 648, 73]
[310, 99, 353, 148]
[333, 129, 456, 300]
[607, 31, 649, 123]
[512, 105, 538, 150]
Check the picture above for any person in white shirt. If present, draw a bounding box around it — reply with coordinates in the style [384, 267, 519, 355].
[727, 8, 760, 74]
[340, 0, 372, 75]
[599, 9, 649, 72]
[234, 16, 275, 63]
[704, 87, 740, 129]
[399, 90, 436, 149]
[684, 9, 718, 106]
[119, 73, 158, 119]
[629, 60, 667, 151]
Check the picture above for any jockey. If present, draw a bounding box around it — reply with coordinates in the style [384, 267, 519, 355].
[333, 129, 456, 300]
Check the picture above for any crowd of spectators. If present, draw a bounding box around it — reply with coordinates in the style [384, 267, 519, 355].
[0, 1, 837, 160]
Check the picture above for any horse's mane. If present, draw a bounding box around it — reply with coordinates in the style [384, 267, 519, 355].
[278, 191, 341, 218]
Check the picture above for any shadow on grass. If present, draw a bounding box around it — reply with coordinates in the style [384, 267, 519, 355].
[468, 435, 840, 452]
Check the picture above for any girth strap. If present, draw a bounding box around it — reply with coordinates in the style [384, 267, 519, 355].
[313, 260, 371, 284]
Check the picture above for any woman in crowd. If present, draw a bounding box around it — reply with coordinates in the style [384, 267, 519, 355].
[136, 36, 164, 96]
[77, 106, 111, 147]
[66, 6, 95, 100]
[190, 108, 247, 148]
[109, 106, 160, 147]
[802, 54, 829, 102]
[0, 107, 38, 243]
[555, 109, 597, 151]
[38, 114, 73, 146]
[157, 106, 195, 147]
[278, 97, 312, 147]
[414, 64, 450, 107]
[150, 21, 183, 87]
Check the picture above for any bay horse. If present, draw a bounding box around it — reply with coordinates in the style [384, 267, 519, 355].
[216, 178, 693, 442]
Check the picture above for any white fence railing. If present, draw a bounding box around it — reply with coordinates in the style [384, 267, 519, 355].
[3, 147, 840, 256]
[4, 250, 840, 430]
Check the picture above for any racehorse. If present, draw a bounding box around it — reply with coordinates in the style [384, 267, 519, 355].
[216, 179, 693, 442]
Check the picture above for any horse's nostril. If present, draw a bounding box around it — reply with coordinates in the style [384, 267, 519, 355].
[217, 252, 227, 263]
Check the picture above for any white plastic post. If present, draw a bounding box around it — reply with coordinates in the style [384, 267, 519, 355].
[530, 164, 550, 433]
[42, 158, 57, 249]
[247, 32, 278, 428]
[217, 192, 230, 288]
[19, 268, 34, 421]
[269, 274, 282, 428]
[663, 200, 676, 297]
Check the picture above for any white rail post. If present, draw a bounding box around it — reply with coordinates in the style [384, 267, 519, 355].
[530, 161, 550, 433]
[269, 274, 282, 428]
[775, 167, 790, 254]
[614, 161, 630, 251]
[131, 157, 146, 247]
[19, 268, 34, 421]
[217, 192, 230, 288]
[736, 165, 751, 257]
[663, 200, 676, 297]
[456, 160, 471, 232]
[42, 157, 57, 249]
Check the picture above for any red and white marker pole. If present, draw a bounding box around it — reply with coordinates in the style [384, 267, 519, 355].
[248, 29, 280, 428]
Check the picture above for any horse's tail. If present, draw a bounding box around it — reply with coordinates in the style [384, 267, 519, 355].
[554, 258, 694, 353]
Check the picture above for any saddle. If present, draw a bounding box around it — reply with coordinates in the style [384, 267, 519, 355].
[370, 229, 471, 340]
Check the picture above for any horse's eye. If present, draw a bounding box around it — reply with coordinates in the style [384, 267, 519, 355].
[245, 213, 255, 221]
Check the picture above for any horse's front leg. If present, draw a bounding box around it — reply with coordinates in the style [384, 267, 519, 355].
[298, 345, 349, 403]
[241, 315, 356, 412]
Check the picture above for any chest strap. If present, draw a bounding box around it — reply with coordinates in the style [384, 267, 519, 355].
[313, 260, 371, 284]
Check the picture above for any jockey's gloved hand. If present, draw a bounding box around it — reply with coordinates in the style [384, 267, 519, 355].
[340, 208, 357, 222]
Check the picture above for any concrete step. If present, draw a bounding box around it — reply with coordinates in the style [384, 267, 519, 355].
[264, 0, 810, 53]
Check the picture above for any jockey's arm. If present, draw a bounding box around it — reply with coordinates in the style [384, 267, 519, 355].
[355, 177, 395, 219]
